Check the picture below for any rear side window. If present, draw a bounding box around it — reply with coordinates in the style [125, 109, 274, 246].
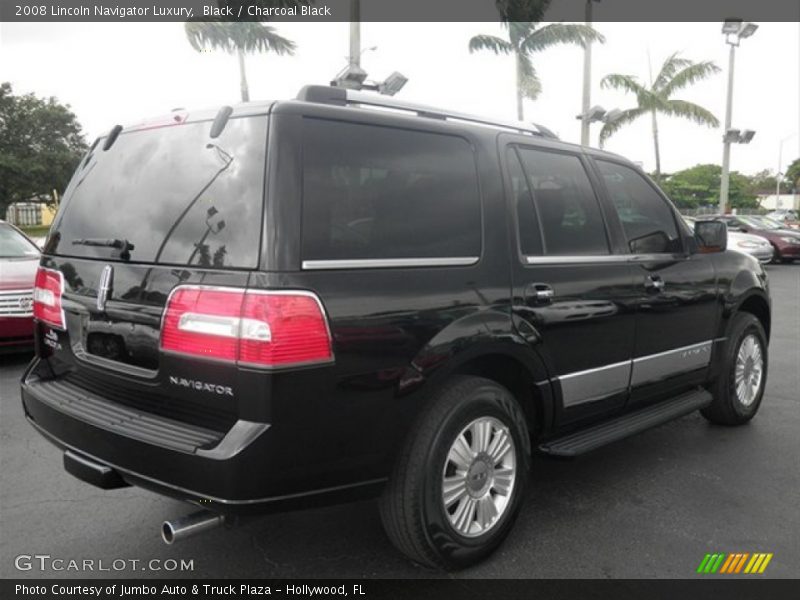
[595, 160, 681, 254]
[516, 148, 609, 256]
[301, 119, 481, 262]
[506, 149, 543, 256]
[50, 116, 268, 268]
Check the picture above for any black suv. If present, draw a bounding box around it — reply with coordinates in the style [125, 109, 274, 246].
[22, 86, 771, 569]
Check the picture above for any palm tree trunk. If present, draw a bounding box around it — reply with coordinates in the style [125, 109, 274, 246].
[651, 108, 661, 180]
[237, 48, 250, 102]
[515, 53, 524, 121]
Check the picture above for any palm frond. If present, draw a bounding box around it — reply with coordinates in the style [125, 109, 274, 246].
[519, 64, 542, 100]
[520, 23, 604, 54]
[495, 0, 552, 23]
[184, 22, 295, 56]
[600, 74, 655, 107]
[660, 61, 721, 97]
[507, 21, 535, 47]
[469, 34, 514, 55]
[598, 107, 648, 146]
[653, 52, 693, 91]
[661, 99, 720, 128]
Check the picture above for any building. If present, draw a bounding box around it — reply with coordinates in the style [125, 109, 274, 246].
[4, 202, 57, 228]
[758, 193, 800, 211]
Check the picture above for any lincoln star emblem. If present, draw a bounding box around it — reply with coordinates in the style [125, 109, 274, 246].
[97, 265, 114, 311]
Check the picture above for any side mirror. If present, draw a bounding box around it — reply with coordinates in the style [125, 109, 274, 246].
[694, 220, 727, 253]
[629, 230, 670, 254]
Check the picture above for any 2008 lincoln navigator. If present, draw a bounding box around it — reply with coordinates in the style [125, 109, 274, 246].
[22, 86, 770, 569]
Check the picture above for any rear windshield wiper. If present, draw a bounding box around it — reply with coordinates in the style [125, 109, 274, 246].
[72, 238, 135, 259]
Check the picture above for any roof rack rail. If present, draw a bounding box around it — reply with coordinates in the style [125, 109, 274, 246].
[295, 85, 557, 139]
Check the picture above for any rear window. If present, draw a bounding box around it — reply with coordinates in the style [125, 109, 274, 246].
[49, 116, 268, 269]
[301, 118, 481, 262]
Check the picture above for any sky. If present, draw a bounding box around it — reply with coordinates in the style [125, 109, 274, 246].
[1, 20, 799, 176]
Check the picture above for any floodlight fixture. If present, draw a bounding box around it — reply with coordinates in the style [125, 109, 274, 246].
[723, 128, 742, 143]
[331, 63, 368, 90]
[739, 22, 758, 38]
[722, 19, 743, 34]
[378, 72, 409, 96]
[603, 108, 623, 124]
[738, 129, 756, 144]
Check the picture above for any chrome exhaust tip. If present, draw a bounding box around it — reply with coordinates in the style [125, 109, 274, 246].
[161, 510, 225, 544]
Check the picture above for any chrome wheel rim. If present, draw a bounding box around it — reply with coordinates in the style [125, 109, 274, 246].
[441, 416, 516, 538]
[734, 334, 763, 407]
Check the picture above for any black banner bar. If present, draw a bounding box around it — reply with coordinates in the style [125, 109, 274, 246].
[2, 0, 800, 23]
[4, 579, 800, 600]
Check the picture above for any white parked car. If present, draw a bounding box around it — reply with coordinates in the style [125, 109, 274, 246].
[684, 217, 774, 263]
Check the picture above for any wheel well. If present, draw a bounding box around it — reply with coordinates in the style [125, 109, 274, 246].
[452, 354, 544, 438]
[739, 294, 771, 340]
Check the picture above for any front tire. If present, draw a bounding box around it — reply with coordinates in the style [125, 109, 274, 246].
[701, 313, 768, 426]
[379, 376, 530, 569]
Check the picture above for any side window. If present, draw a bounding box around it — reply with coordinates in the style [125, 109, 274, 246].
[301, 119, 481, 262]
[595, 160, 681, 254]
[516, 147, 610, 256]
[506, 149, 543, 256]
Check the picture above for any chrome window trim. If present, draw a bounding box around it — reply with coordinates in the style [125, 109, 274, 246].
[301, 257, 479, 270]
[523, 253, 682, 265]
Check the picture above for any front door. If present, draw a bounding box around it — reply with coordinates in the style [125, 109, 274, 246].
[503, 143, 638, 424]
[591, 159, 719, 406]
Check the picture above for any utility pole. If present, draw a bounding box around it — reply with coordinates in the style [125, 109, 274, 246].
[349, 0, 360, 67]
[719, 42, 736, 214]
[580, 0, 595, 146]
[719, 20, 757, 214]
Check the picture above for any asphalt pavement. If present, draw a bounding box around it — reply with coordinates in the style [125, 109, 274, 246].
[1, 265, 798, 579]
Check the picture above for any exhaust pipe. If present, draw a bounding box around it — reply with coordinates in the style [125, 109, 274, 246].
[161, 510, 225, 544]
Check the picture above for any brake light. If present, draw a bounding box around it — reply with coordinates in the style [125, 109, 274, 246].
[160, 286, 333, 368]
[33, 267, 65, 329]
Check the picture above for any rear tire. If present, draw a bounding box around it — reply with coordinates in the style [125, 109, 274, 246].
[701, 313, 768, 426]
[379, 376, 530, 570]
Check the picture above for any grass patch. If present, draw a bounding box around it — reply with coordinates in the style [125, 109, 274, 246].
[19, 225, 51, 238]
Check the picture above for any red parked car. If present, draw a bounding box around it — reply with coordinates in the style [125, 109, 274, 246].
[0, 220, 40, 349]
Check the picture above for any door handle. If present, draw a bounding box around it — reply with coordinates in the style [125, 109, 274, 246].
[524, 283, 555, 304]
[645, 275, 665, 292]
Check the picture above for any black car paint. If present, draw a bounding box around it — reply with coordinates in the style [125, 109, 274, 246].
[21, 98, 771, 514]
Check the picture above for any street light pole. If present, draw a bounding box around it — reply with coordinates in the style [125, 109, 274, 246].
[719, 42, 736, 214]
[580, 0, 596, 146]
[719, 20, 757, 214]
[349, 0, 360, 67]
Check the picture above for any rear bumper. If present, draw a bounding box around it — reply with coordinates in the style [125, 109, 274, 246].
[21, 360, 385, 513]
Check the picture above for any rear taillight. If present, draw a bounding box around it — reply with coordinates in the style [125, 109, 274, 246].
[33, 267, 65, 329]
[160, 286, 333, 368]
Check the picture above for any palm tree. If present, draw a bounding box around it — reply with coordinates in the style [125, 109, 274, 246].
[184, 22, 296, 102]
[469, 22, 604, 121]
[599, 53, 721, 179]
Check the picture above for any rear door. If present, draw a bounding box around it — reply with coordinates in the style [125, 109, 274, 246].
[591, 158, 719, 406]
[504, 141, 638, 424]
[38, 111, 269, 430]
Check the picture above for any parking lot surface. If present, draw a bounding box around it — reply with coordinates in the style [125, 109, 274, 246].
[1, 265, 798, 579]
